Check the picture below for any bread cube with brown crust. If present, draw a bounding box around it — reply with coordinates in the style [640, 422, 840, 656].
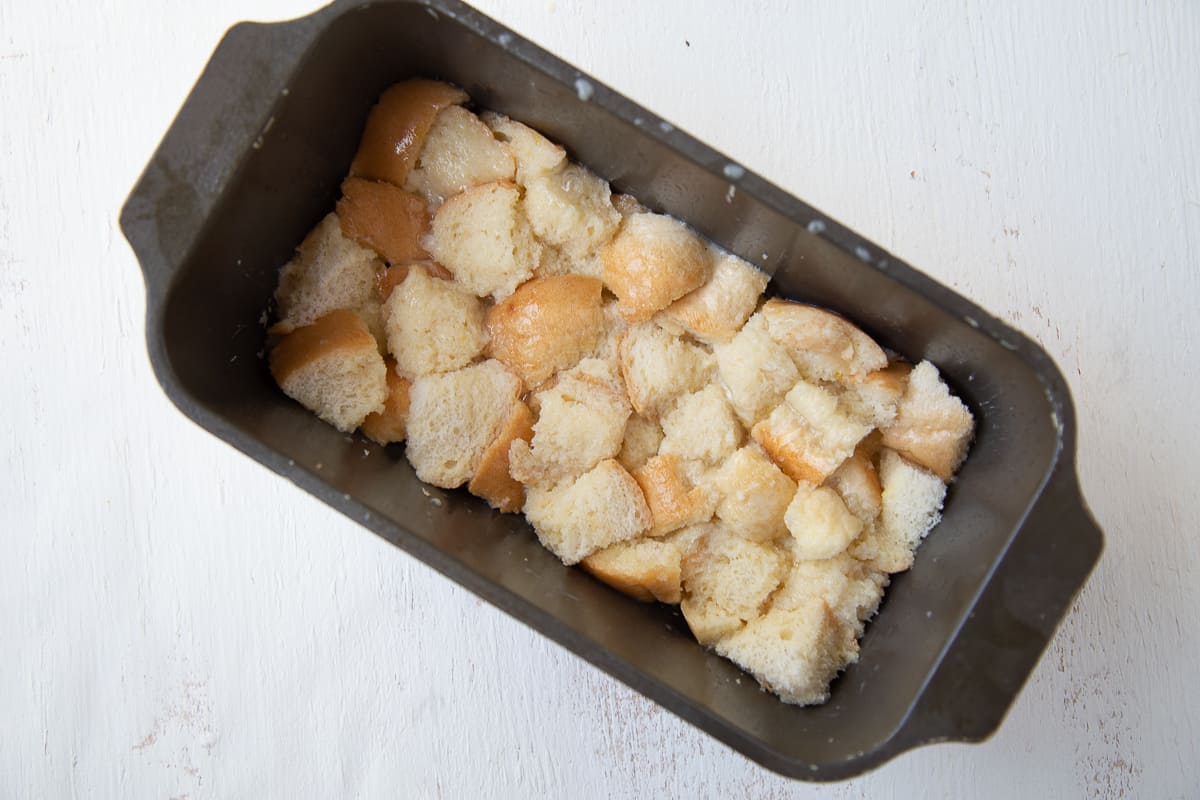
[269, 309, 388, 433]
[601, 212, 712, 322]
[350, 79, 468, 188]
[484, 274, 606, 386]
[405, 106, 516, 205]
[880, 360, 974, 481]
[336, 178, 430, 265]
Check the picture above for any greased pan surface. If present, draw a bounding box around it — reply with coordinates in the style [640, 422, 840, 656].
[120, 0, 1103, 780]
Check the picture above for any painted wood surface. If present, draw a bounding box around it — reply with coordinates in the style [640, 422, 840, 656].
[2, 1, 1197, 796]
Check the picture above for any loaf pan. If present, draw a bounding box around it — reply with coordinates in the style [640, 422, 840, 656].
[120, 0, 1103, 781]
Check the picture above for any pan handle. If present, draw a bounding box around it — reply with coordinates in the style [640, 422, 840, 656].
[119, 2, 353, 295]
[892, 458, 1104, 752]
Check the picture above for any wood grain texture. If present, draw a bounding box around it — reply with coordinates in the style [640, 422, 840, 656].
[2, 0, 1197, 797]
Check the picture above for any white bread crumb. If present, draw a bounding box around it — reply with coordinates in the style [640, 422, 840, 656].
[752, 380, 873, 484]
[784, 484, 863, 561]
[480, 111, 567, 184]
[273, 213, 381, 334]
[406, 360, 522, 488]
[523, 458, 651, 564]
[679, 526, 789, 645]
[712, 445, 797, 542]
[659, 383, 742, 465]
[880, 360, 974, 481]
[850, 449, 947, 573]
[618, 322, 714, 419]
[428, 181, 539, 300]
[714, 312, 799, 427]
[523, 163, 621, 269]
[270, 309, 388, 433]
[509, 358, 631, 487]
[406, 106, 516, 205]
[383, 266, 484, 378]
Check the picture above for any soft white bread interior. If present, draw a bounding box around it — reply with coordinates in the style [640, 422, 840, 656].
[382, 265, 485, 378]
[840, 362, 910, 428]
[850, 449, 946, 572]
[714, 596, 846, 706]
[679, 526, 789, 645]
[659, 383, 742, 466]
[523, 458, 651, 565]
[349, 79, 468, 188]
[336, 178, 430, 266]
[760, 298, 887, 382]
[751, 380, 873, 484]
[523, 163, 621, 270]
[713, 312, 799, 427]
[480, 111, 567, 184]
[468, 400, 535, 513]
[428, 180, 539, 300]
[617, 414, 664, 473]
[826, 443, 883, 527]
[581, 537, 687, 604]
[601, 212, 712, 322]
[618, 322, 714, 419]
[508, 358, 631, 487]
[658, 248, 768, 344]
[405, 105, 516, 206]
[880, 360, 974, 481]
[712, 445, 797, 543]
[771, 553, 888, 639]
[783, 484, 863, 561]
[631, 454, 713, 537]
[273, 213, 381, 334]
[484, 274, 606, 386]
[405, 360, 522, 489]
[269, 309, 388, 433]
[360, 358, 411, 444]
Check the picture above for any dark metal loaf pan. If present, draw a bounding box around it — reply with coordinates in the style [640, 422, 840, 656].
[120, 0, 1103, 781]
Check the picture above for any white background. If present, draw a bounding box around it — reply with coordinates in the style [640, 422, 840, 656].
[3, 1, 1198, 797]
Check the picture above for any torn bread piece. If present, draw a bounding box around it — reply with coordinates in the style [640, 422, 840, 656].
[405, 105, 516, 206]
[771, 553, 888, 640]
[760, 298, 887, 382]
[715, 597, 846, 706]
[360, 358, 411, 444]
[632, 454, 713, 537]
[711, 445, 797, 543]
[581, 537, 686, 604]
[658, 249, 768, 344]
[523, 163, 621, 269]
[383, 265, 485, 378]
[714, 312, 800, 427]
[880, 360, 974, 481]
[429, 180, 540, 300]
[784, 484, 863, 561]
[580, 524, 706, 604]
[850, 449, 946, 573]
[481, 112, 567, 184]
[468, 400, 535, 513]
[350, 79, 468, 188]
[523, 458, 651, 564]
[618, 322, 714, 419]
[659, 383, 743, 466]
[484, 274, 606, 386]
[679, 527, 789, 645]
[840, 362, 910, 428]
[601, 212, 712, 322]
[617, 414, 663, 473]
[508, 358, 631, 487]
[337, 178, 430, 265]
[272, 213, 381, 335]
[826, 443, 883, 528]
[269, 309, 388, 433]
[406, 360, 522, 489]
[752, 380, 873, 484]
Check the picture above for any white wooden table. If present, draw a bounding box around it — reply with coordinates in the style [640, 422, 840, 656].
[3, 1, 1197, 796]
